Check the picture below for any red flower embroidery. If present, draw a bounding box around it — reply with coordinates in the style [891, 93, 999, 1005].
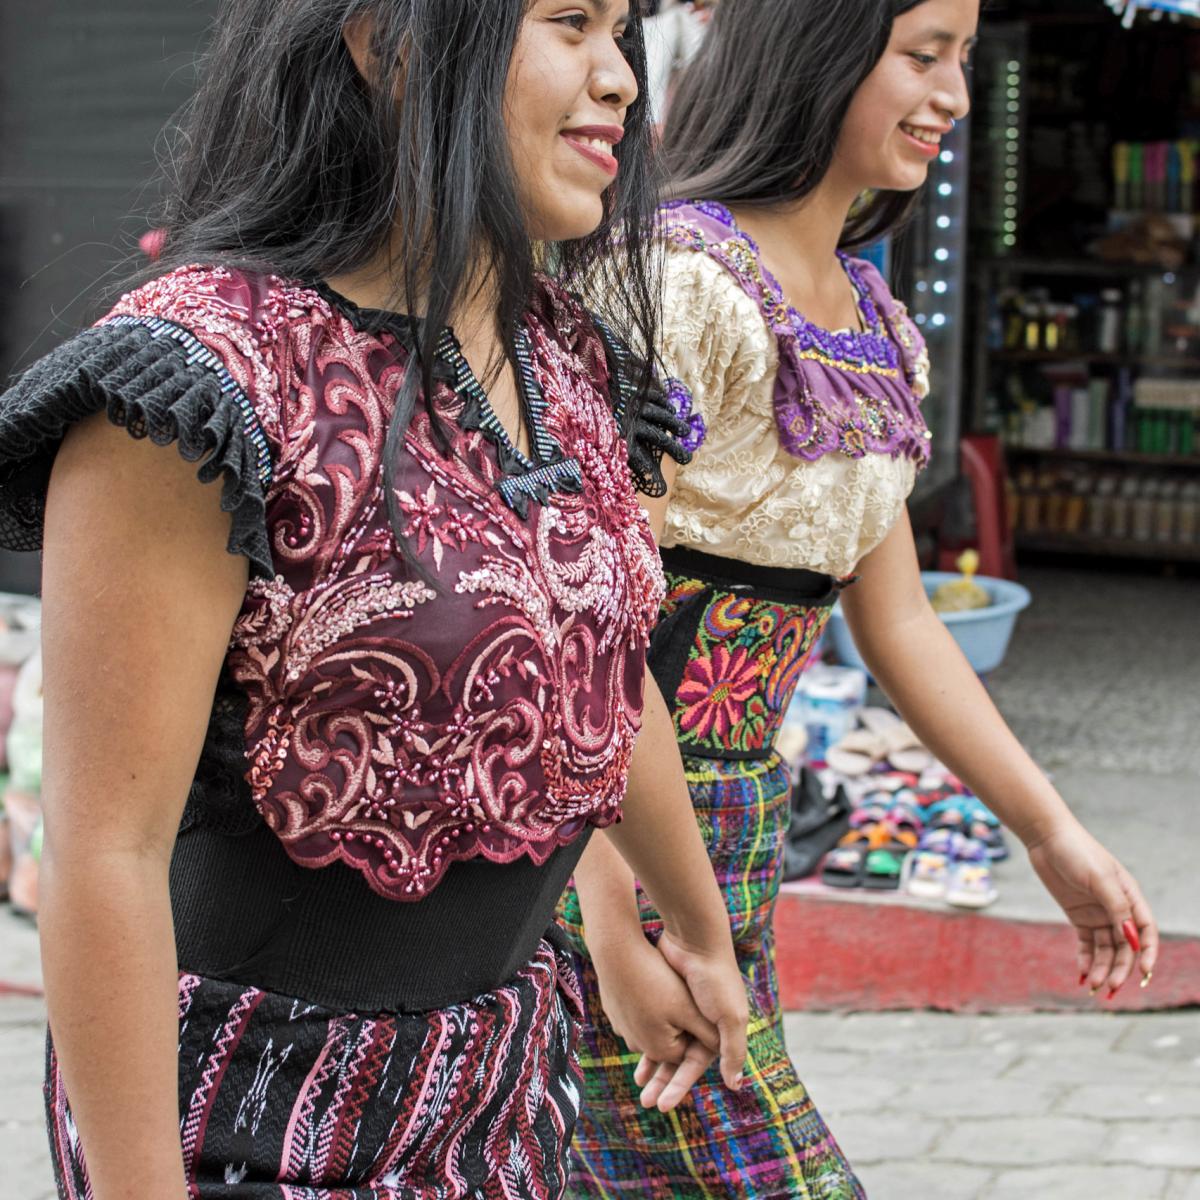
[676, 645, 763, 741]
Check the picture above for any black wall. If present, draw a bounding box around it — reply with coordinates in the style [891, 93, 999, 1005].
[0, 1, 218, 592]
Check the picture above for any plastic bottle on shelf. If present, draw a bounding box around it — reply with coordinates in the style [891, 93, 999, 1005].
[1131, 478, 1157, 543]
[1178, 481, 1200, 544]
[1064, 475, 1089, 535]
[1089, 476, 1115, 537]
[1097, 289, 1124, 355]
[1155, 479, 1180, 543]
[1110, 476, 1138, 539]
[1181, 413, 1196, 457]
[1023, 303, 1042, 352]
[1143, 276, 1164, 357]
[1063, 304, 1081, 353]
[1126, 281, 1144, 356]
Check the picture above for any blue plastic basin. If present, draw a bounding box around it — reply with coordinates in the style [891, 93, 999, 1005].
[825, 572, 1032, 676]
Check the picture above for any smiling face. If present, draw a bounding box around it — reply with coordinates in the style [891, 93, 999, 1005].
[505, 0, 639, 242]
[832, 0, 979, 196]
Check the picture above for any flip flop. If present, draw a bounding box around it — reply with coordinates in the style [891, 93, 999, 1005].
[882, 722, 935, 774]
[899, 827, 960, 900]
[820, 844, 868, 888]
[826, 729, 888, 777]
[863, 846, 906, 890]
[901, 846, 951, 899]
[946, 860, 999, 909]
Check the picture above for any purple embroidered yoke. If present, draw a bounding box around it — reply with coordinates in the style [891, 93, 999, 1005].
[658, 200, 932, 469]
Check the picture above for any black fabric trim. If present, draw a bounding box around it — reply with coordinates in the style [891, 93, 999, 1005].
[659, 545, 839, 605]
[0, 322, 274, 579]
[588, 312, 693, 498]
[648, 583, 715, 718]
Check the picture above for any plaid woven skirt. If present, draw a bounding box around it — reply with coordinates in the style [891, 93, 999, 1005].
[45, 938, 583, 1199]
[557, 755, 865, 1200]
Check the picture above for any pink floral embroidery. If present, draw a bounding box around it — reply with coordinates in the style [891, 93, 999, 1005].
[676, 644, 764, 742]
[109, 266, 663, 901]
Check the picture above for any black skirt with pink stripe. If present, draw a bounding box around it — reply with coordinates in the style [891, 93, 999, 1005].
[45, 937, 583, 1199]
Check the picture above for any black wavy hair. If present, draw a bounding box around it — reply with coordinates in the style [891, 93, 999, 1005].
[154, 0, 662, 553]
[659, 0, 929, 250]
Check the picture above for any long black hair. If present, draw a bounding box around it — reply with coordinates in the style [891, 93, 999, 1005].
[155, 0, 661, 552]
[660, 0, 929, 250]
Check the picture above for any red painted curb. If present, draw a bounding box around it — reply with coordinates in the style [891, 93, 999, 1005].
[775, 886, 1200, 1013]
[0, 979, 43, 998]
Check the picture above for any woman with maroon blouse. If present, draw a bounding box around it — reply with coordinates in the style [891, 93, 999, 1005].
[0, 2, 748, 1197]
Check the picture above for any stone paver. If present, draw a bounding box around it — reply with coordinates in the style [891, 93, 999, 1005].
[980, 1165, 1171, 1200]
[823, 1111, 944, 1165]
[855, 1161, 994, 1200]
[3, 907, 1200, 1199]
[1165, 1170, 1200, 1200]
[1100, 1122, 1200, 1171]
[934, 1115, 1108, 1167]
[1061, 1083, 1200, 1121]
[786, 1009, 1200, 1199]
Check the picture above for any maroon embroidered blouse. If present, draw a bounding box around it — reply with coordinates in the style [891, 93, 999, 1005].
[0, 264, 666, 905]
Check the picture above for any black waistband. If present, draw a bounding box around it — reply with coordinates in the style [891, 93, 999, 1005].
[170, 823, 589, 1014]
[660, 544, 840, 605]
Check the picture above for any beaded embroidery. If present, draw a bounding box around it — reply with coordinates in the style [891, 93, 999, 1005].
[97, 265, 663, 902]
[663, 378, 707, 454]
[658, 200, 931, 468]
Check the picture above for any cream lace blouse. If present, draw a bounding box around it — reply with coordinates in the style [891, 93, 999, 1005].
[658, 248, 930, 578]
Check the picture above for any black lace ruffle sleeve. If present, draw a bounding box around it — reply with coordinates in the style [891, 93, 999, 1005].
[589, 312, 696, 499]
[0, 319, 274, 579]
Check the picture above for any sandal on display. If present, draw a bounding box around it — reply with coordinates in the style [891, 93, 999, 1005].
[946, 859, 999, 909]
[825, 729, 888, 777]
[900, 828, 960, 900]
[881, 722, 935, 774]
[968, 817, 1010, 862]
[858, 706, 903, 737]
[820, 844, 869, 888]
[863, 846, 906, 890]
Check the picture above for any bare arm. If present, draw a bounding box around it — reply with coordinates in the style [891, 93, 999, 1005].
[39, 416, 248, 1199]
[573, 457, 750, 1108]
[840, 512, 1159, 991]
[839, 513, 1069, 844]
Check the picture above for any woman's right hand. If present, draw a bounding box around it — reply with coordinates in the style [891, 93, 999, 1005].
[590, 935, 724, 1111]
[627, 928, 749, 1110]
[592, 928, 748, 1112]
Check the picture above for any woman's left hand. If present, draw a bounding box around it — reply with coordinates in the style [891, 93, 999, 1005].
[1026, 819, 1159, 998]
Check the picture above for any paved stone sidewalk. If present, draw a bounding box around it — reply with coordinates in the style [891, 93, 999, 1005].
[3, 906, 1199, 1200]
[786, 1009, 1200, 1200]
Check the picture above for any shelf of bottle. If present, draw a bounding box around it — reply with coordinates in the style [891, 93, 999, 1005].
[1005, 446, 1200, 468]
[1015, 533, 1200, 563]
[978, 257, 1194, 280]
[989, 350, 1200, 369]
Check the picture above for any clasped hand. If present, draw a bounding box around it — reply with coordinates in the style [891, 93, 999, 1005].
[591, 929, 748, 1113]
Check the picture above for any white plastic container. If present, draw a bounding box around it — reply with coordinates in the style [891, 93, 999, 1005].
[789, 662, 868, 765]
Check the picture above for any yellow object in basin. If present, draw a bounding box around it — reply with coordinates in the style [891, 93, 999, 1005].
[931, 550, 992, 614]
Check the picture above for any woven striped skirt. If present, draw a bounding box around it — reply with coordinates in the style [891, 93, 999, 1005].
[45, 938, 583, 1199]
[556, 549, 864, 1198]
[557, 755, 864, 1200]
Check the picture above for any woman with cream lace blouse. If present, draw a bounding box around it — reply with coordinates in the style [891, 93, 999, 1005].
[561, 1, 1159, 1197]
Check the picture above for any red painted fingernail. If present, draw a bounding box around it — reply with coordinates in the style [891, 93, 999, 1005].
[1105, 988, 1119, 1001]
[1122, 920, 1141, 953]
[1078, 972, 1088, 986]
